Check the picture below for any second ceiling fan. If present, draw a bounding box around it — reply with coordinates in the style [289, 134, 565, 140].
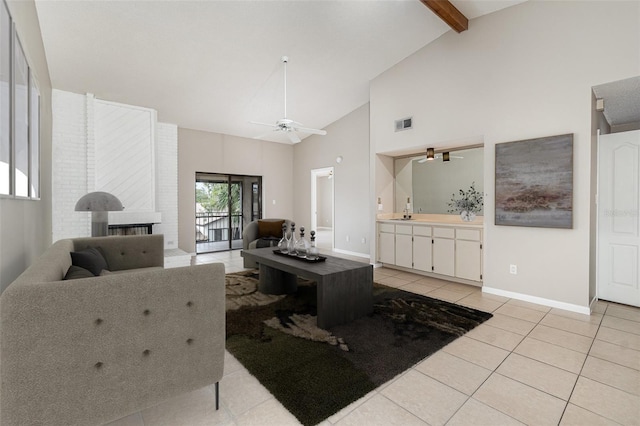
[251, 56, 327, 144]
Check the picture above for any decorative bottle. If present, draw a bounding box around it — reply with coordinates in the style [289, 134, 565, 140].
[277, 223, 288, 253]
[287, 222, 297, 255]
[307, 230, 319, 260]
[295, 227, 310, 258]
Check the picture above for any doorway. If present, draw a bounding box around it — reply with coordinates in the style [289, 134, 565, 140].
[598, 130, 640, 307]
[311, 167, 334, 250]
[195, 173, 262, 253]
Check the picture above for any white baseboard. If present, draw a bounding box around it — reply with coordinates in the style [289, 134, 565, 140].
[482, 286, 591, 315]
[332, 248, 371, 260]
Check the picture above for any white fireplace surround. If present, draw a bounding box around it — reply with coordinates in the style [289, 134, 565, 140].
[52, 91, 179, 250]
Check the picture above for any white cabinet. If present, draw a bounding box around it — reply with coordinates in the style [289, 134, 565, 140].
[395, 225, 413, 268]
[377, 221, 483, 284]
[433, 227, 455, 277]
[455, 229, 482, 281]
[412, 225, 432, 272]
[378, 223, 395, 264]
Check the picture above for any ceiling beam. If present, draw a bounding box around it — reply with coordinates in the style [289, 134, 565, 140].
[420, 0, 468, 33]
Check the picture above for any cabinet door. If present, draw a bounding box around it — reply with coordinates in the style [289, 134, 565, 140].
[378, 232, 395, 264]
[395, 234, 413, 268]
[413, 235, 432, 272]
[433, 238, 455, 276]
[456, 240, 482, 281]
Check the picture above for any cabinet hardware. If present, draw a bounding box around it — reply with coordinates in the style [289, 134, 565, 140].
[480, 244, 483, 250]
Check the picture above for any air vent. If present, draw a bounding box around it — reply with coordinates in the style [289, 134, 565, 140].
[395, 117, 412, 132]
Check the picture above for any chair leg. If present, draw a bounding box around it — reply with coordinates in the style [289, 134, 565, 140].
[215, 382, 219, 410]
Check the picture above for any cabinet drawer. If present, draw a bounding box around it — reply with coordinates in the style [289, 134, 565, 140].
[379, 223, 395, 233]
[413, 225, 431, 237]
[396, 224, 412, 235]
[433, 227, 455, 239]
[456, 228, 481, 241]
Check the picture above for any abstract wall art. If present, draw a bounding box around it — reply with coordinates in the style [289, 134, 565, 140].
[495, 134, 573, 228]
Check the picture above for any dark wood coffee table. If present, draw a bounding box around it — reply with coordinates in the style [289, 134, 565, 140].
[240, 247, 373, 328]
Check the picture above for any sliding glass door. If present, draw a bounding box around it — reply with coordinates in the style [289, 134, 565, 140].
[195, 173, 262, 253]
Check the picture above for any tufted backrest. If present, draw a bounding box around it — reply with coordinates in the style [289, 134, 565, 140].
[73, 234, 164, 271]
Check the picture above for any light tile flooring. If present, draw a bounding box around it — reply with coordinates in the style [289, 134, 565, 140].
[107, 251, 640, 426]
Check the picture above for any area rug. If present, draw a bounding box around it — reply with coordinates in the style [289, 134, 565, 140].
[225, 271, 492, 426]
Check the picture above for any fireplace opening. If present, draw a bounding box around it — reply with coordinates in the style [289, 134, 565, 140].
[108, 223, 153, 236]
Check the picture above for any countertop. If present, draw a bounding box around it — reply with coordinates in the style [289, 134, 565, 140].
[377, 213, 483, 228]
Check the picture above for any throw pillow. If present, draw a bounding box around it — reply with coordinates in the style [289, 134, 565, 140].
[258, 220, 285, 239]
[70, 247, 109, 276]
[63, 265, 95, 280]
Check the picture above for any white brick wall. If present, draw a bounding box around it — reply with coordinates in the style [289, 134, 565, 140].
[52, 90, 179, 248]
[52, 90, 90, 241]
[155, 123, 179, 249]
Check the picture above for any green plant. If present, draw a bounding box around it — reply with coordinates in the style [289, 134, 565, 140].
[447, 182, 483, 213]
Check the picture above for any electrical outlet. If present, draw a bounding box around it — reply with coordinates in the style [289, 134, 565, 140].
[509, 264, 518, 275]
[346, 235, 350, 242]
[361, 237, 366, 244]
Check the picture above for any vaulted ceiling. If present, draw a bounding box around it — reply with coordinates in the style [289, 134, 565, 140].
[35, 0, 526, 143]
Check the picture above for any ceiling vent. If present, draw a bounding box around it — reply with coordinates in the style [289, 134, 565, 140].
[395, 117, 412, 132]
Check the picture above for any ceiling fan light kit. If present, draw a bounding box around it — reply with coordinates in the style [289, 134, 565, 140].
[251, 56, 327, 144]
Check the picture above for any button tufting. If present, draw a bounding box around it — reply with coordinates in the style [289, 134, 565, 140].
[143, 349, 151, 356]
[186, 301, 193, 307]
[95, 318, 103, 325]
[120, 252, 125, 256]
[95, 362, 103, 370]
[142, 250, 146, 254]
[143, 309, 150, 316]
[187, 338, 194, 345]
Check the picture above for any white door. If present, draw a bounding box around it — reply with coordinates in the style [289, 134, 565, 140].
[598, 130, 640, 307]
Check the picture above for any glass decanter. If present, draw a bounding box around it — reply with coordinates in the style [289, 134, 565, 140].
[294, 227, 310, 258]
[307, 230, 319, 260]
[287, 222, 297, 255]
[277, 223, 288, 253]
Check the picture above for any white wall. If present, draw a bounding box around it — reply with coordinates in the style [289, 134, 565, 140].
[371, 0, 640, 309]
[178, 128, 293, 253]
[0, 0, 52, 293]
[294, 103, 370, 256]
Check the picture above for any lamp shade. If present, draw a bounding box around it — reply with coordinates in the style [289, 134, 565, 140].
[75, 192, 124, 212]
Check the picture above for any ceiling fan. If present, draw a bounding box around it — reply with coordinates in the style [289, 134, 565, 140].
[251, 56, 327, 144]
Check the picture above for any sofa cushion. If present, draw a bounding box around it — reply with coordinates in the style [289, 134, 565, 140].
[63, 265, 95, 280]
[70, 247, 108, 276]
[258, 220, 284, 238]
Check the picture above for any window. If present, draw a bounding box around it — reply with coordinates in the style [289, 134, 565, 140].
[0, 0, 40, 199]
[14, 36, 28, 197]
[29, 70, 39, 198]
[0, 1, 9, 195]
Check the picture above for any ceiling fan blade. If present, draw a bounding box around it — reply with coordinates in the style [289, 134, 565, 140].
[250, 120, 278, 128]
[294, 126, 327, 136]
[252, 130, 278, 140]
[287, 132, 301, 143]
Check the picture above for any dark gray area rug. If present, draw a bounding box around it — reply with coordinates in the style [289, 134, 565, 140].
[225, 271, 492, 425]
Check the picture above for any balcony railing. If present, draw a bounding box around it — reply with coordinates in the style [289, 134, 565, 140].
[195, 212, 243, 244]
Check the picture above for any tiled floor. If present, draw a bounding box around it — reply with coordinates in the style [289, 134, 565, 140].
[107, 251, 640, 426]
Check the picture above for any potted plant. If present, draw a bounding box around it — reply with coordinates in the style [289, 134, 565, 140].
[447, 182, 483, 222]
